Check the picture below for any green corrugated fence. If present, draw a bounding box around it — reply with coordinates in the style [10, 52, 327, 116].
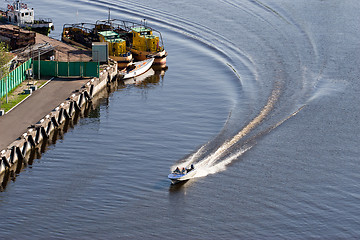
[0, 59, 32, 98]
[1, 60, 99, 99]
[33, 61, 99, 78]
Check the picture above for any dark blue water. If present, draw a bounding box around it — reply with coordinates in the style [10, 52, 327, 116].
[1, 0, 360, 239]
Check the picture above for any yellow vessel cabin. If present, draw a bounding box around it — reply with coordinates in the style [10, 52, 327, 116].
[98, 30, 132, 68]
[131, 27, 161, 52]
[130, 27, 167, 67]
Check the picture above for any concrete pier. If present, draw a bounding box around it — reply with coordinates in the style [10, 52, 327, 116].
[0, 60, 118, 174]
[0, 24, 119, 175]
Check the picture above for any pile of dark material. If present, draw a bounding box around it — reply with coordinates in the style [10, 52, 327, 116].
[0, 25, 35, 50]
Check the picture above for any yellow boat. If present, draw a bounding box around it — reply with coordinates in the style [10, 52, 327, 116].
[130, 26, 167, 68]
[98, 30, 133, 69]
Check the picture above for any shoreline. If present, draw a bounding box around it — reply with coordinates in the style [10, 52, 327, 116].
[0, 64, 118, 174]
[0, 29, 118, 174]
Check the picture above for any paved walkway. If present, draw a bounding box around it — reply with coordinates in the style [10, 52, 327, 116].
[0, 78, 89, 151]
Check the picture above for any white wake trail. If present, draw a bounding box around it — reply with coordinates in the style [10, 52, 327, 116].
[171, 82, 282, 179]
[194, 145, 254, 178]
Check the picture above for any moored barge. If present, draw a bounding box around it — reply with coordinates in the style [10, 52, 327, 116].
[62, 18, 167, 68]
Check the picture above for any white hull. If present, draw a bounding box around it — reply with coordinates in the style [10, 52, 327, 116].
[119, 58, 154, 79]
[19, 22, 54, 29]
[123, 68, 155, 85]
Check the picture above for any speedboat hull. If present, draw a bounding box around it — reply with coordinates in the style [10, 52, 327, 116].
[168, 169, 197, 184]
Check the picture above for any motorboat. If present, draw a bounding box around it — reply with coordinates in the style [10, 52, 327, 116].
[123, 68, 155, 85]
[118, 58, 154, 79]
[168, 164, 196, 184]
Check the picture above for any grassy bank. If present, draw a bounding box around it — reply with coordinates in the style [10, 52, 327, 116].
[0, 90, 30, 112]
[0, 80, 48, 113]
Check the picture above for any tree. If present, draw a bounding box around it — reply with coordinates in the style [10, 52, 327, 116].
[0, 42, 11, 77]
[0, 41, 12, 106]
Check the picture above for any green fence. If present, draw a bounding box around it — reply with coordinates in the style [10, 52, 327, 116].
[33, 61, 99, 78]
[0, 59, 32, 98]
[1, 60, 99, 99]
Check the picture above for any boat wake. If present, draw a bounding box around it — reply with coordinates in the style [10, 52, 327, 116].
[171, 62, 343, 182]
[82, 0, 343, 183]
[171, 79, 305, 181]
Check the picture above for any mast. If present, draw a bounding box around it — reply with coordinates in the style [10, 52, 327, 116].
[108, 8, 110, 24]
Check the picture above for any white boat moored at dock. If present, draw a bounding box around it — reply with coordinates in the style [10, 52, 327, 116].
[118, 58, 154, 79]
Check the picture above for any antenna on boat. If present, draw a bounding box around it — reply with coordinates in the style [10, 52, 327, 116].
[143, 18, 146, 27]
[108, 8, 111, 23]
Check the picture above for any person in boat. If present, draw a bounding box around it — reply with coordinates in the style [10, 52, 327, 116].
[181, 167, 186, 174]
[174, 167, 181, 174]
[186, 164, 194, 173]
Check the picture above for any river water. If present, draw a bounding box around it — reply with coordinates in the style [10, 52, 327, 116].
[1, 0, 360, 239]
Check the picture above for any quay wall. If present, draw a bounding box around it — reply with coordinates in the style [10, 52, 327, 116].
[0, 60, 118, 174]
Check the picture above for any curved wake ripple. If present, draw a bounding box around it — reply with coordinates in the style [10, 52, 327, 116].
[171, 80, 307, 179]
